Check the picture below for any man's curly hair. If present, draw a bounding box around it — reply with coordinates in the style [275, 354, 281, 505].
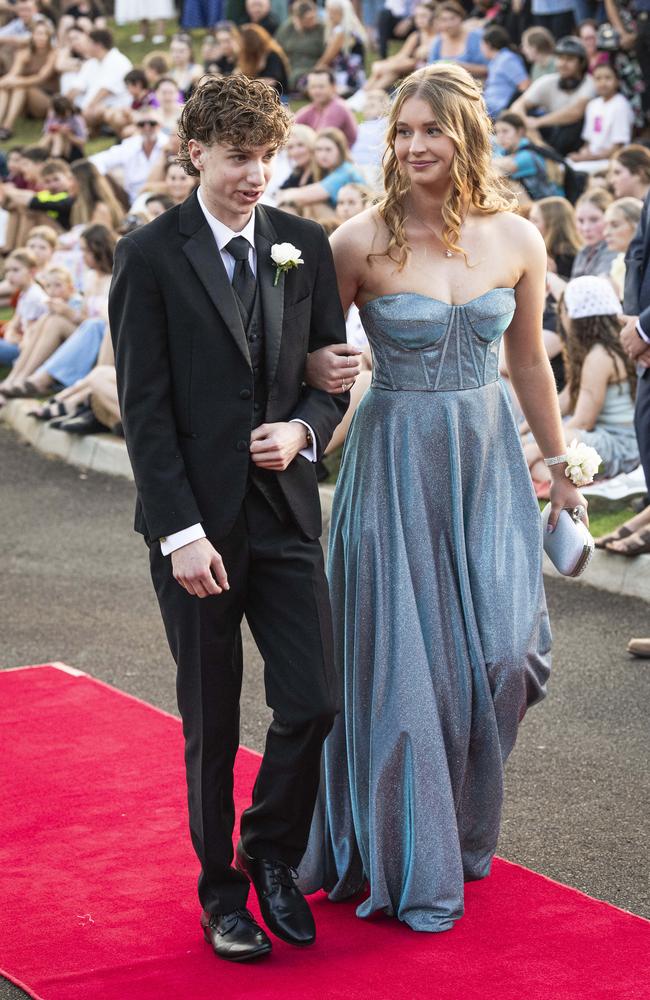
[177, 75, 292, 176]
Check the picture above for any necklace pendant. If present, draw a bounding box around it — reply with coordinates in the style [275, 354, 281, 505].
[445, 250, 453, 258]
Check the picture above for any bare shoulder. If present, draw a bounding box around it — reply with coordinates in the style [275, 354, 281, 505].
[331, 206, 386, 254]
[491, 210, 546, 252]
[488, 211, 547, 284]
[330, 206, 387, 276]
[583, 343, 618, 377]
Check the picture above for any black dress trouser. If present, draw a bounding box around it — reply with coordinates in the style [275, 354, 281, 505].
[149, 485, 338, 915]
[635, 370, 650, 491]
[636, 17, 650, 116]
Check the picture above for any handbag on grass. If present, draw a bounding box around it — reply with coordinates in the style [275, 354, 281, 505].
[542, 504, 595, 578]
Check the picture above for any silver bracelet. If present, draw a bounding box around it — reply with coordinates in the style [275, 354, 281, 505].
[544, 454, 568, 467]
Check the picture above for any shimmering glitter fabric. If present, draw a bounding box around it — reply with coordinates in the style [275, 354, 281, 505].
[298, 289, 552, 933]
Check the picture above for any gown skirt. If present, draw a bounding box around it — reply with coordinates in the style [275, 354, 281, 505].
[298, 290, 552, 932]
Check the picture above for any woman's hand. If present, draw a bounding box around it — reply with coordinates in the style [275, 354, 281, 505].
[546, 270, 566, 301]
[305, 343, 363, 393]
[47, 297, 67, 315]
[547, 469, 589, 532]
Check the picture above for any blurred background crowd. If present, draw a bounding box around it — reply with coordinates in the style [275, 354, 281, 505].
[1, 0, 650, 559]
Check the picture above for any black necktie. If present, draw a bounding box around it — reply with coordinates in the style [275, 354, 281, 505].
[225, 236, 256, 320]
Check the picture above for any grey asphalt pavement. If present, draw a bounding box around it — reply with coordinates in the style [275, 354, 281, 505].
[1, 425, 649, 999]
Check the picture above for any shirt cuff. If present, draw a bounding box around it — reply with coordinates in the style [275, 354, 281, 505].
[290, 419, 317, 462]
[160, 523, 206, 556]
[636, 320, 650, 344]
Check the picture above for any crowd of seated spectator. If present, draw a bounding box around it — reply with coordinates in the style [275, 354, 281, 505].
[1, 0, 650, 538]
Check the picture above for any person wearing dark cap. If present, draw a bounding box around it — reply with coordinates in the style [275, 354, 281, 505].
[509, 36, 596, 155]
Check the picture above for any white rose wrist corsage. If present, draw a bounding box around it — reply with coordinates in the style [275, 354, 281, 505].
[544, 439, 602, 486]
[270, 242, 303, 286]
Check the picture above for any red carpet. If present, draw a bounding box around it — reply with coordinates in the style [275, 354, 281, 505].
[1, 664, 648, 1000]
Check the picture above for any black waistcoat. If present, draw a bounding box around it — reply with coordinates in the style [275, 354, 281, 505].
[234, 279, 289, 522]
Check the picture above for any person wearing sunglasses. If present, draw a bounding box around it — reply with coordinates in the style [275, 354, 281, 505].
[89, 108, 168, 204]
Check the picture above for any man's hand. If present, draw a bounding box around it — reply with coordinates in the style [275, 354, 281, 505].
[637, 345, 650, 368]
[305, 343, 362, 393]
[250, 422, 307, 470]
[171, 537, 229, 598]
[619, 314, 646, 359]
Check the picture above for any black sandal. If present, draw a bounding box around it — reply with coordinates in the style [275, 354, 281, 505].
[28, 398, 68, 421]
[594, 524, 635, 549]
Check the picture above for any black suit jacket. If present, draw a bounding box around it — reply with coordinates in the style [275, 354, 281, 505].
[624, 191, 650, 334]
[109, 192, 348, 543]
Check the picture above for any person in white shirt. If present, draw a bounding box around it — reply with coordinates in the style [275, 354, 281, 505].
[0, 0, 43, 74]
[56, 24, 94, 98]
[74, 28, 132, 128]
[0, 0, 39, 46]
[569, 63, 634, 168]
[90, 109, 167, 204]
[0, 246, 48, 378]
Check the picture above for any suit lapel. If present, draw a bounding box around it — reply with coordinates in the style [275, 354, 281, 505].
[180, 194, 250, 367]
[255, 205, 284, 390]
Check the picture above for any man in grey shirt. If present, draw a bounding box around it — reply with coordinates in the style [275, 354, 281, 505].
[510, 36, 595, 155]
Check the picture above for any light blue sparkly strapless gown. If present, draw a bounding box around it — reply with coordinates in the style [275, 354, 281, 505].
[298, 289, 552, 933]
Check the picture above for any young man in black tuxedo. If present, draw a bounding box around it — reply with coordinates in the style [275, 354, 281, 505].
[109, 75, 358, 963]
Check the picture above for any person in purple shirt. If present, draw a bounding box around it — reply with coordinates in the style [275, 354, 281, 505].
[480, 25, 529, 119]
[294, 68, 358, 148]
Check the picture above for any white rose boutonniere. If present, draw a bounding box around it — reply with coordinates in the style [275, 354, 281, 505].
[565, 438, 602, 487]
[270, 242, 303, 286]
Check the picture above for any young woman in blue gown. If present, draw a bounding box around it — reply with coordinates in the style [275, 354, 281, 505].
[299, 63, 588, 933]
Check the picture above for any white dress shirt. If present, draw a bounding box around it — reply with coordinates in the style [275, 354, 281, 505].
[160, 189, 316, 556]
[79, 47, 133, 110]
[90, 132, 168, 204]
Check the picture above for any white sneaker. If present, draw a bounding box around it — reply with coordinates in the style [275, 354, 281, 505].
[152, 34, 166, 44]
[130, 33, 145, 42]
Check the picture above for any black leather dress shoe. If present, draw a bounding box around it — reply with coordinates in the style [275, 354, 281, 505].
[200, 908, 272, 963]
[235, 841, 316, 946]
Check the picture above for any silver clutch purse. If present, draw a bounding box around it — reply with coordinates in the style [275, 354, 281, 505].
[542, 504, 594, 578]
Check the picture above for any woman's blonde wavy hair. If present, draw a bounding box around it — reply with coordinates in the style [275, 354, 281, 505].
[376, 63, 516, 269]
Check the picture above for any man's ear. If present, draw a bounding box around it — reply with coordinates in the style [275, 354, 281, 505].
[188, 139, 204, 170]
